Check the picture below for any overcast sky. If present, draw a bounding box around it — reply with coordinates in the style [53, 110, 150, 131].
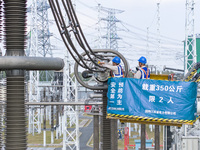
[27, 0, 200, 71]
[69, 0, 188, 70]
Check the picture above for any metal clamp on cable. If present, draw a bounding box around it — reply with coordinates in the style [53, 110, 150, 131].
[74, 49, 129, 90]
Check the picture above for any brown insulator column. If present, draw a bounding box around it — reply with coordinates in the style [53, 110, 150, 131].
[102, 89, 111, 150]
[141, 124, 146, 150]
[155, 125, 160, 150]
[111, 119, 118, 150]
[4, 0, 27, 149]
[93, 107, 99, 150]
[0, 1, 3, 148]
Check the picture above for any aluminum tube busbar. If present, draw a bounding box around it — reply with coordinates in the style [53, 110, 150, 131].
[25, 102, 103, 105]
[0, 56, 64, 70]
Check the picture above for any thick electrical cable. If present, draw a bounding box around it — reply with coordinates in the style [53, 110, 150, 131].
[65, 0, 108, 62]
[57, 0, 87, 51]
[52, 0, 113, 67]
[55, 1, 106, 72]
[62, 0, 88, 51]
[49, 0, 91, 70]
[49, 0, 84, 67]
[53, 0, 105, 69]
[49, 0, 107, 72]
[64, 0, 89, 50]
[64, 0, 108, 63]
[53, 0, 88, 67]
[57, 1, 107, 71]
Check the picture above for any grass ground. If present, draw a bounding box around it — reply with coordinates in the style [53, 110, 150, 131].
[88, 123, 164, 150]
[27, 119, 83, 148]
[118, 124, 164, 149]
[28, 119, 164, 149]
[28, 130, 63, 147]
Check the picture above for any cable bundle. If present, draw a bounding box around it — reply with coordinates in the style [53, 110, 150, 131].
[48, 0, 108, 72]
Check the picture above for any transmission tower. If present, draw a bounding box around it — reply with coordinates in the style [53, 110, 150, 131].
[171, 1, 197, 149]
[96, 4, 103, 49]
[185, 0, 196, 73]
[100, 6, 124, 51]
[156, 2, 161, 60]
[28, 0, 53, 135]
[146, 27, 150, 63]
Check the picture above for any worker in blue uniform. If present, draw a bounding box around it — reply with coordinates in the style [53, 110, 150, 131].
[132, 56, 150, 79]
[118, 129, 123, 139]
[99, 56, 124, 78]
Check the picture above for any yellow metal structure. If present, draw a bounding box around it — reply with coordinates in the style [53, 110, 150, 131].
[150, 73, 171, 80]
[107, 113, 197, 127]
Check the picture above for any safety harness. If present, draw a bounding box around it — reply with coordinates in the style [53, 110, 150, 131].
[112, 65, 124, 78]
[140, 67, 150, 79]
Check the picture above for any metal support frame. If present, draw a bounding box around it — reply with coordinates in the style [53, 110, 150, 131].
[50, 96, 54, 144]
[0, 77, 5, 148]
[169, 1, 198, 149]
[56, 96, 60, 139]
[63, 50, 79, 150]
[185, 0, 196, 74]
[43, 105, 47, 147]
[28, 0, 40, 134]
[28, 0, 53, 135]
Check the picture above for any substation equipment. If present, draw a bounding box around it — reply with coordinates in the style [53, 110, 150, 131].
[74, 49, 129, 150]
[0, 0, 130, 149]
[0, 0, 64, 149]
[2, 0, 200, 150]
[47, 0, 131, 149]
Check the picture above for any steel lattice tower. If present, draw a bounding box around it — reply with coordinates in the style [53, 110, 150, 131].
[146, 27, 150, 63]
[97, 4, 103, 49]
[62, 50, 79, 150]
[185, 0, 196, 73]
[62, 1, 79, 149]
[28, 0, 53, 134]
[156, 2, 161, 60]
[100, 6, 124, 51]
[37, 0, 53, 81]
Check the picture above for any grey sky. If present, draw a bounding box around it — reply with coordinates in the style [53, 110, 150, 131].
[27, 0, 200, 71]
[72, 0, 188, 70]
